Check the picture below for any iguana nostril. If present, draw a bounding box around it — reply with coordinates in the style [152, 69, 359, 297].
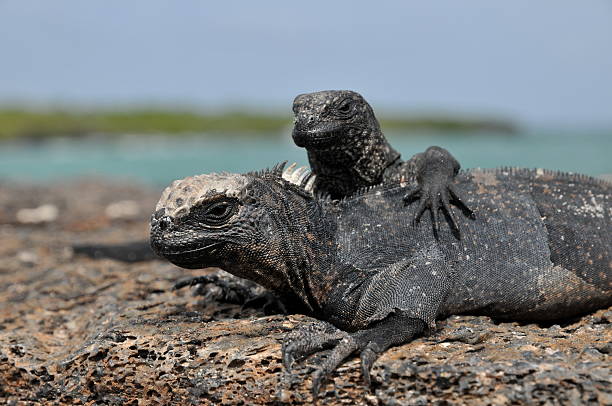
[158, 216, 172, 231]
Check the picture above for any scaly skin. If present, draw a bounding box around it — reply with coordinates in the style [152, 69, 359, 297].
[150, 164, 611, 399]
[293, 90, 474, 235]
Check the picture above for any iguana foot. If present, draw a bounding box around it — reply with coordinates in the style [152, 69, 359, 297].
[174, 272, 293, 314]
[173, 272, 258, 305]
[283, 316, 426, 401]
[281, 321, 346, 372]
[404, 182, 475, 236]
[403, 146, 475, 238]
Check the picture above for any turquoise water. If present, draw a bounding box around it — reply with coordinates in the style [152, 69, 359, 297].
[0, 129, 610, 186]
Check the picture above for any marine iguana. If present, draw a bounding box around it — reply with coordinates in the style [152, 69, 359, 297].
[150, 163, 612, 398]
[292, 89, 474, 234]
[73, 90, 469, 265]
[171, 90, 477, 303]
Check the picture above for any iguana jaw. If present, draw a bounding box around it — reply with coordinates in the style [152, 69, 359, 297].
[150, 199, 291, 289]
[149, 204, 232, 269]
[150, 230, 226, 269]
[292, 125, 345, 149]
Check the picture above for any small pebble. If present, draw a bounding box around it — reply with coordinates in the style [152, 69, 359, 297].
[17, 251, 38, 265]
[105, 200, 140, 219]
[365, 394, 379, 405]
[16, 204, 59, 224]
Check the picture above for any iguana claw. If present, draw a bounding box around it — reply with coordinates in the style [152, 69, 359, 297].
[360, 346, 379, 388]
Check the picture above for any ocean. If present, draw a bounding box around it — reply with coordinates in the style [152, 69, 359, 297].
[0, 129, 610, 186]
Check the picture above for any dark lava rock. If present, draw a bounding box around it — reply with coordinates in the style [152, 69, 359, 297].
[0, 181, 610, 405]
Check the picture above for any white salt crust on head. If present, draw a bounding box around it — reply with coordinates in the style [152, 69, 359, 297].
[155, 164, 315, 219]
[155, 173, 249, 219]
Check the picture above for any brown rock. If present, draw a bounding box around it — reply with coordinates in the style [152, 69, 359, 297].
[0, 181, 610, 405]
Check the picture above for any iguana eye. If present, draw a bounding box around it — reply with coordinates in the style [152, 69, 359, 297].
[209, 202, 230, 216]
[201, 200, 237, 226]
[334, 99, 354, 117]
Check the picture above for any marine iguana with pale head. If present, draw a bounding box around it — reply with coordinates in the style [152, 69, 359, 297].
[150, 163, 611, 399]
[74, 90, 469, 265]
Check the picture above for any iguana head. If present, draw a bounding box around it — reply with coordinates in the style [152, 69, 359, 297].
[292, 90, 400, 196]
[292, 90, 381, 149]
[150, 164, 321, 295]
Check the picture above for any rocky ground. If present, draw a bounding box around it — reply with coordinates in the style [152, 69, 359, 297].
[0, 180, 610, 405]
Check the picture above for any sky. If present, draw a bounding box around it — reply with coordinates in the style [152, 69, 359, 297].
[0, 1, 611, 127]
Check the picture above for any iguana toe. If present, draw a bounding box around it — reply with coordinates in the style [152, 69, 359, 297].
[449, 183, 475, 219]
[359, 346, 379, 388]
[281, 321, 346, 373]
[311, 336, 359, 400]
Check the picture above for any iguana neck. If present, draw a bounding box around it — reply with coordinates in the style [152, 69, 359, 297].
[308, 128, 401, 198]
[257, 190, 337, 313]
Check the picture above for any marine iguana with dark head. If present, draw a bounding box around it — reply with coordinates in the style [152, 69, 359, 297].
[150, 163, 612, 399]
[293, 89, 474, 234]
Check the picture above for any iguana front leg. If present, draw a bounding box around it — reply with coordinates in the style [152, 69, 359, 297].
[282, 314, 426, 400]
[403, 146, 475, 236]
[320, 315, 425, 396]
[283, 257, 451, 399]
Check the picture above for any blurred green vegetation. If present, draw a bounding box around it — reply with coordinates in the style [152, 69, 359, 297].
[0, 108, 516, 139]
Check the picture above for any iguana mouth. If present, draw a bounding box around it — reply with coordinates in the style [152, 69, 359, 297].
[292, 128, 343, 149]
[151, 240, 223, 268]
[155, 241, 221, 256]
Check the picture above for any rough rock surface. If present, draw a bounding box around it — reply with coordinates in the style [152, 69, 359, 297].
[0, 180, 610, 405]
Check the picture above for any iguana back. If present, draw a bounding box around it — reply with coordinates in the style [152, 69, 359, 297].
[332, 168, 611, 321]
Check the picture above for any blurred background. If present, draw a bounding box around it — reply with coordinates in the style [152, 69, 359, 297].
[1, 1, 611, 186]
[1, 4, 611, 402]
